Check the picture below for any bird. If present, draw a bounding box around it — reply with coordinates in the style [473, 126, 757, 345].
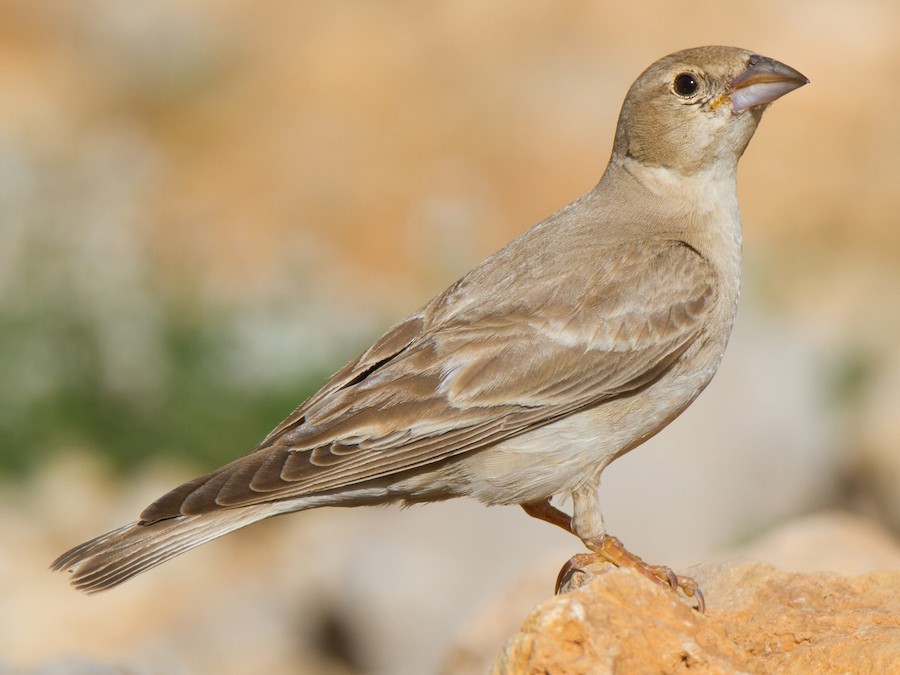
[53, 46, 808, 607]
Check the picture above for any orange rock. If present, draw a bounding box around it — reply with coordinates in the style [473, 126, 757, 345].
[490, 561, 900, 674]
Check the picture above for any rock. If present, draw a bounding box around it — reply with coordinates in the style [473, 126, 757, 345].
[489, 560, 900, 674]
[444, 511, 900, 673]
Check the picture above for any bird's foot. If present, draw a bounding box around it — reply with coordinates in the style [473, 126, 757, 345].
[555, 534, 705, 613]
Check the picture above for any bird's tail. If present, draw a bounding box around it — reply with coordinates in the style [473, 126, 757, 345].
[51, 504, 274, 593]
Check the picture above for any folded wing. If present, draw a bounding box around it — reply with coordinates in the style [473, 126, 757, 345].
[141, 239, 716, 521]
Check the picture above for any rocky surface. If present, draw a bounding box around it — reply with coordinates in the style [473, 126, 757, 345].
[443, 511, 900, 674]
[490, 560, 900, 674]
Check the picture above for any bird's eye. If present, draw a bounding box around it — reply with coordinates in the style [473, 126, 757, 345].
[673, 72, 699, 97]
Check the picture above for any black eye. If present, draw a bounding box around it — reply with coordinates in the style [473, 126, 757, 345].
[673, 72, 699, 97]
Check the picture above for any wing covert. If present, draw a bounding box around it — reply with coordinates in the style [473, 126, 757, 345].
[141, 240, 716, 521]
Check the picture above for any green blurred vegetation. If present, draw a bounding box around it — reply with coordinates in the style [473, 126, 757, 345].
[0, 301, 337, 477]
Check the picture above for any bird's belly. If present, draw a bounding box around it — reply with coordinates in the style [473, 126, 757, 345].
[394, 326, 730, 506]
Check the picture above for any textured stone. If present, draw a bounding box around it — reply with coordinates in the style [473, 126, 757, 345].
[490, 560, 900, 674]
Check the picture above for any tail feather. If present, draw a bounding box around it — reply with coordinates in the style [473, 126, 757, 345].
[51, 505, 273, 593]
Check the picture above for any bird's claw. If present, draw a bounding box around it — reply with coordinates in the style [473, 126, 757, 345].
[635, 560, 706, 613]
[555, 535, 706, 612]
[554, 553, 596, 594]
[676, 574, 706, 613]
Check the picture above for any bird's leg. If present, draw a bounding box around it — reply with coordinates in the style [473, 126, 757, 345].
[554, 484, 705, 612]
[521, 499, 575, 533]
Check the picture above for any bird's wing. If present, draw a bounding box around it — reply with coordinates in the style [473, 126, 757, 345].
[141, 239, 716, 521]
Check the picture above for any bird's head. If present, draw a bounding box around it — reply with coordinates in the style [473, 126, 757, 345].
[611, 46, 808, 175]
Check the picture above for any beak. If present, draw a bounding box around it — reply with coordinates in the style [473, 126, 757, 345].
[729, 55, 809, 113]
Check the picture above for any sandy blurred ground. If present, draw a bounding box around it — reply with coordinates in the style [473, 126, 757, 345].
[1, 0, 899, 673]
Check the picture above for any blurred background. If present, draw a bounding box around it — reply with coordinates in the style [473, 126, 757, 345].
[2, 0, 899, 673]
